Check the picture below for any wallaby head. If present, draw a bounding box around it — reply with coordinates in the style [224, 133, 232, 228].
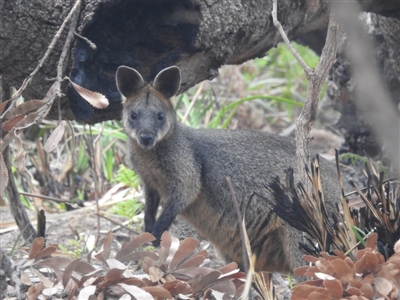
[116, 66, 181, 149]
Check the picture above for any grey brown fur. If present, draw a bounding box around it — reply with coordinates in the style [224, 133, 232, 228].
[116, 66, 340, 273]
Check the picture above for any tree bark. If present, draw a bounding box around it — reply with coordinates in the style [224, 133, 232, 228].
[2, 0, 330, 123]
[1, 0, 399, 165]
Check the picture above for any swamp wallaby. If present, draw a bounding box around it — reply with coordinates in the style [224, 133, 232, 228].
[116, 66, 341, 273]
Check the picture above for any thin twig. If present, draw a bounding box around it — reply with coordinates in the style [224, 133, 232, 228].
[271, 0, 311, 76]
[95, 213, 141, 235]
[344, 230, 375, 256]
[91, 122, 106, 246]
[0, 0, 82, 120]
[54, 0, 81, 119]
[74, 32, 97, 50]
[18, 191, 68, 203]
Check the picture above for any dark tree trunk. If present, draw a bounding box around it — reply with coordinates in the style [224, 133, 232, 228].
[2, 0, 331, 123]
[1, 0, 399, 162]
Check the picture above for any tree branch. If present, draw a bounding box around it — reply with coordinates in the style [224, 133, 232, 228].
[0, 0, 82, 120]
[272, 0, 340, 191]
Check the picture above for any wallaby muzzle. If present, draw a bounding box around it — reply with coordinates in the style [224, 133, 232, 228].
[138, 130, 155, 149]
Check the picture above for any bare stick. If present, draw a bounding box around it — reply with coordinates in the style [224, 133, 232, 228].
[271, 0, 312, 76]
[95, 213, 141, 235]
[19, 191, 68, 203]
[74, 32, 97, 50]
[272, 0, 340, 192]
[226, 176, 249, 274]
[0, 0, 82, 120]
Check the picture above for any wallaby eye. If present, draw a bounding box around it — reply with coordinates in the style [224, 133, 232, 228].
[131, 111, 138, 120]
[157, 112, 164, 121]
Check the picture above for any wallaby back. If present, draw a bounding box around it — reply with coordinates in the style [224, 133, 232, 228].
[116, 65, 341, 273]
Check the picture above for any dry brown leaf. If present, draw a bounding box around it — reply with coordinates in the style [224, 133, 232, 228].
[169, 238, 199, 269]
[172, 266, 216, 281]
[365, 233, 378, 250]
[0, 130, 15, 153]
[308, 291, 331, 300]
[162, 280, 192, 296]
[320, 252, 340, 262]
[360, 283, 374, 299]
[291, 284, 329, 299]
[299, 279, 325, 287]
[0, 153, 8, 197]
[74, 260, 97, 275]
[28, 237, 45, 260]
[330, 258, 354, 284]
[315, 258, 335, 275]
[159, 231, 172, 265]
[192, 270, 221, 295]
[115, 232, 156, 261]
[34, 256, 71, 270]
[0, 100, 10, 115]
[26, 282, 45, 300]
[105, 267, 126, 282]
[14, 133, 25, 173]
[394, 239, 400, 253]
[78, 269, 104, 287]
[34, 244, 58, 261]
[106, 258, 129, 270]
[142, 256, 156, 274]
[149, 266, 165, 282]
[4, 100, 46, 120]
[118, 283, 154, 300]
[210, 280, 236, 296]
[63, 258, 82, 288]
[102, 231, 113, 261]
[20, 270, 32, 286]
[219, 262, 239, 274]
[333, 249, 347, 260]
[355, 252, 379, 274]
[348, 278, 363, 289]
[16, 111, 40, 128]
[78, 285, 97, 299]
[323, 279, 343, 299]
[304, 266, 319, 278]
[31, 268, 54, 288]
[44, 121, 65, 153]
[35, 102, 52, 124]
[33, 257, 71, 282]
[69, 79, 109, 109]
[294, 266, 310, 277]
[118, 250, 158, 263]
[177, 254, 206, 269]
[142, 286, 172, 299]
[374, 277, 393, 297]
[345, 286, 362, 296]
[302, 254, 320, 264]
[43, 81, 57, 102]
[2, 114, 24, 131]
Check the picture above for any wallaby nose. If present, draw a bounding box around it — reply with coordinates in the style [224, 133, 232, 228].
[140, 132, 154, 146]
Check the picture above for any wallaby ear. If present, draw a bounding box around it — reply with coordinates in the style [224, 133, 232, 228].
[116, 66, 145, 99]
[153, 66, 181, 98]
